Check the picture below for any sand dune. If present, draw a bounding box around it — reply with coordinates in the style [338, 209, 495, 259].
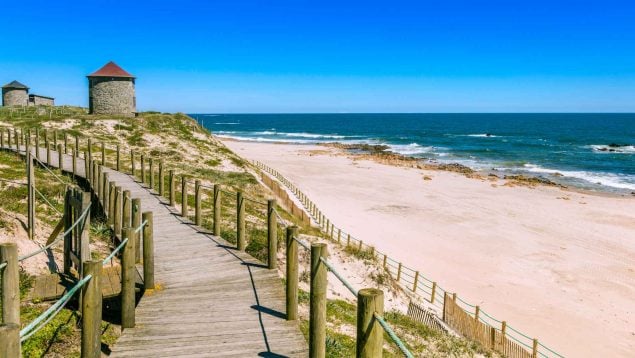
[223, 139, 635, 358]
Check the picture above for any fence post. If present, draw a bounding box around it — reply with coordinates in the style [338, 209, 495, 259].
[45, 131, 51, 165]
[103, 173, 110, 218]
[413, 271, 419, 292]
[532, 339, 538, 358]
[97, 165, 104, 207]
[267, 199, 277, 270]
[121, 228, 136, 329]
[396, 262, 402, 282]
[84, 151, 90, 183]
[132, 198, 141, 263]
[75, 135, 79, 157]
[63, 189, 72, 273]
[140, 154, 145, 184]
[130, 150, 135, 176]
[35, 129, 39, 159]
[53, 129, 58, 148]
[213, 184, 221, 235]
[501, 321, 507, 348]
[81, 260, 103, 358]
[0, 243, 20, 325]
[195, 180, 202, 226]
[123, 190, 132, 231]
[442, 292, 447, 321]
[286, 226, 299, 320]
[114, 186, 123, 237]
[87, 138, 92, 169]
[64, 132, 68, 154]
[116, 144, 121, 171]
[80, 191, 92, 272]
[72, 149, 77, 178]
[108, 182, 116, 227]
[431, 282, 437, 304]
[0, 324, 20, 357]
[149, 158, 154, 189]
[99, 142, 105, 166]
[56, 144, 63, 170]
[357, 288, 384, 357]
[181, 176, 188, 218]
[237, 191, 245, 250]
[474, 306, 480, 339]
[310, 243, 327, 358]
[143, 211, 154, 289]
[27, 152, 35, 239]
[158, 160, 164, 196]
[169, 170, 175, 206]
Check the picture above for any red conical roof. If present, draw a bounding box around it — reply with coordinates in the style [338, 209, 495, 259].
[87, 61, 135, 78]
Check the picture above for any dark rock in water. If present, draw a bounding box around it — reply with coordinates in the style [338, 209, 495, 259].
[608, 143, 622, 148]
[486, 133, 492, 137]
[504, 174, 560, 186]
[553, 172, 564, 177]
[437, 163, 474, 174]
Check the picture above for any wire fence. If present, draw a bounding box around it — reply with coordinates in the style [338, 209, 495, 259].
[253, 159, 565, 358]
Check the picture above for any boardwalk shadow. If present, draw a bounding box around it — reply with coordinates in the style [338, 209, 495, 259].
[251, 304, 286, 320]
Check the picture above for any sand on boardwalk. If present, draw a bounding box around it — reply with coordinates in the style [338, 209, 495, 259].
[223, 139, 635, 358]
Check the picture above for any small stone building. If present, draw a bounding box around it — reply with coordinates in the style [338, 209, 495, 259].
[87, 61, 136, 116]
[2, 81, 29, 106]
[28, 94, 55, 106]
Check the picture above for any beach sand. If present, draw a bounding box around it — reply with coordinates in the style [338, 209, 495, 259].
[223, 139, 635, 358]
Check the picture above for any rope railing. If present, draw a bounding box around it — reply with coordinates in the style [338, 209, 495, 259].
[374, 313, 416, 358]
[319, 256, 358, 297]
[20, 274, 92, 342]
[18, 202, 92, 262]
[33, 186, 62, 215]
[103, 237, 128, 264]
[253, 159, 564, 358]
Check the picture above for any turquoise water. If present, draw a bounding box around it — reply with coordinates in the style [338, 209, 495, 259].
[191, 113, 635, 193]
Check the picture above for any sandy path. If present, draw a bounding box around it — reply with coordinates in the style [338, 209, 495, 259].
[223, 139, 635, 358]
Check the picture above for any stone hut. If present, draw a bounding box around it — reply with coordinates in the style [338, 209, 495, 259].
[2, 81, 29, 106]
[87, 61, 136, 116]
[28, 94, 55, 106]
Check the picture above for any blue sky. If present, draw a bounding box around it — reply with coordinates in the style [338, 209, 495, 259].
[1, 0, 634, 112]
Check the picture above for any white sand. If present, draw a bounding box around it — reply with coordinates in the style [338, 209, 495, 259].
[223, 139, 635, 358]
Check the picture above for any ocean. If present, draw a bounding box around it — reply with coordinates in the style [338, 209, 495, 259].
[190, 113, 635, 193]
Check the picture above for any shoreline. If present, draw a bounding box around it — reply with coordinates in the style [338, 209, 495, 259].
[221, 136, 634, 199]
[221, 136, 635, 357]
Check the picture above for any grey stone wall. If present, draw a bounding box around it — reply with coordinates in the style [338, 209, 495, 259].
[89, 78, 136, 116]
[2, 88, 28, 106]
[28, 96, 55, 106]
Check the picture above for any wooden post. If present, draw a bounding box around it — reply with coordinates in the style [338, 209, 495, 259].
[27, 152, 35, 239]
[81, 260, 103, 358]
[158, 160, 164, 196]
[0, 324, 20, 358]
[45, 131, 51, 165]
[442, 292, 447, 321]
[347, 234, 351, 247]
[72, 149, 77, 178]
[310, 243, 327, 358]
[181, 176, 188, 218]
[413, 271, 419, 292]
[98, 142, 104, 165]
[431, 282, 437, 304]
[123, 190, 132, 230]
[87, 138, 92, 168]
[140, 154, 145, 184]
[0, 243, 20, 324]
[80, 191, 92, 271]
[149, 158, 154, 189]
[357, 288, 384, 357]
[108, 182, 116, 227]
[84, 151, 90, 184]
[337, 229, 341, 244]
[35, 129, 40, 158]
[267, 199, 277, 270]
[501, 321, 507, 348]
[286, 226, 299, 320]
[97, 165, 104, 207]
[103, 173, 110, 218]
[121, 228, 136, 328]
[169, 170, 175, 206]
[63, 189, 72, 274]
[490, 326, 496, 350]
[56, 144, 63, 170]
[237, 191, 245, 250]
[53, 129, 58, 148]
[213, 184, 221, 235]
[396, 262, 402, 282]
[132, 198, 141, 263]
[142, 211, 154, 289]
[130, 150, 135, 176]
[64, 132, 68, 154]
[75, 135, 79, 157]
[114, 186, 123, 237]
[116, 144, 121, 171]
[532, 339, 538, 358]
[382, 255, 387, 269]
[195, 180, 202, 226]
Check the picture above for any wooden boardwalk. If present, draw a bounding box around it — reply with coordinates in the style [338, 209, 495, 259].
[20, 145, 309, 357]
